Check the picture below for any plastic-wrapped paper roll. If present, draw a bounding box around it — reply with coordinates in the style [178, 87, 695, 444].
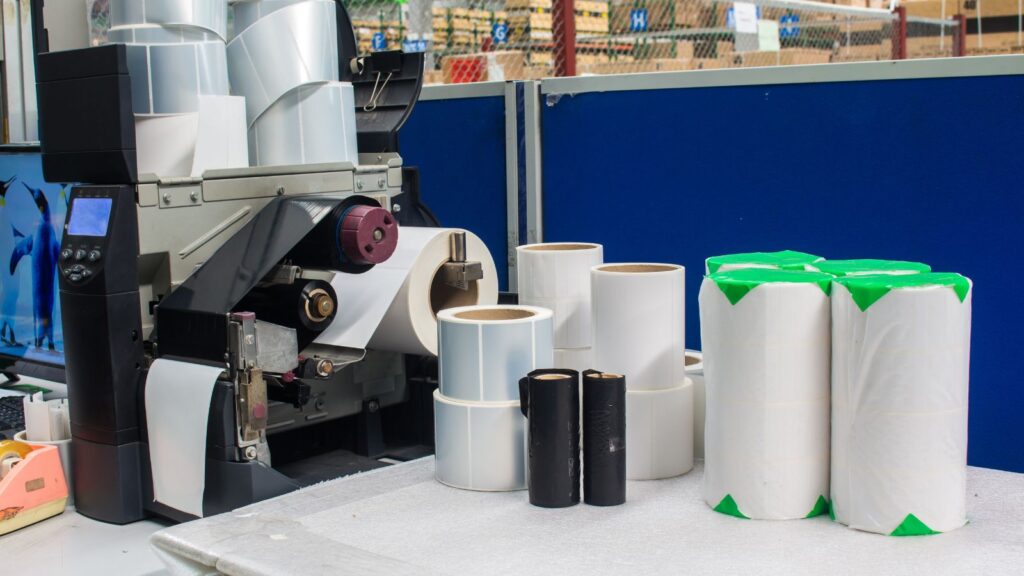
[249, 81, 359, 167]
[831, 273, 972, 536]
[554, 347, 592, 373]
[231, 0, 311, 37]
[437, 306, 553, 403]
[123, 41, 230, 116]
[110, 0, 229, 40]
[626, 378, 693, 480]
[699, 269, 832, 520]
[226, 0, 339, 125]
[810, 259, 931, 277]
[705, 250, 824, 274]
[685, 350, 705, 460]
[591, 264, 685, 391]
[433, 391, 527, 492]
[135, 95, 249, 178]
[516, 243, 603, 349]
[107, 24, 221, 44]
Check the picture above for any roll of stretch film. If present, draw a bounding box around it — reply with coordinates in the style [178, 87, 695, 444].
[433, 391, 526, 492]
[520, 369, 581, 508]
[110, 0, 229, 40]
[516, 243, 603, 349]
[437, 306, 554, 403]
[582, 370, 626, 506]
[626, 379, 693, 480]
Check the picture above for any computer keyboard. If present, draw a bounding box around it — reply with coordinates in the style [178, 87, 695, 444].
[0, 395, 25, 439]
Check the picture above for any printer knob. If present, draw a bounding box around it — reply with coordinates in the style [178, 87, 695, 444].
[340, 205, 398, 265]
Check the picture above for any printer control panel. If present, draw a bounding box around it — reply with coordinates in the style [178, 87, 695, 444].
[58, 186, 137, 296]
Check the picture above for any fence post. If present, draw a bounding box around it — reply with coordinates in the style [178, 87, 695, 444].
[553, 0, 577, 76]
[953, 14, 967, 56]
[892, 5, 907, 60]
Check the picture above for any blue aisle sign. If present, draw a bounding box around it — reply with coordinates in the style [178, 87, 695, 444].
[726, 5, 761, 28]
[492, 22, 509, 44]
[780, 14, 800, 38]
[372, 32, 387, 51]
[403, 39, 428, 52]
[629, 8, 648, 32]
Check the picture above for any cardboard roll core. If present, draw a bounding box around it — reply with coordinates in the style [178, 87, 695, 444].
[454, 308, 535, 321]
[598, 264, 678, 274]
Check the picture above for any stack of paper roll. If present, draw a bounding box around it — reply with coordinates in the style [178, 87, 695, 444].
[705, 250, 824, 274]
[106, 0, 249, 178]
[831, 273, 972, 536]
[700, 268, 833, 520]
[228, 0, 359, 167]
[433, 305, 553, 491]
[516, 243, 603, 373]
[684, 350, 705, 459]
[809, 259, 931, 277]
[591, 264, 693, 480]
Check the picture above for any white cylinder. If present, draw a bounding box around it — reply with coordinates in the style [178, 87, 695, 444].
[433, 391, 527, 492]
[831, 274, 971, 535]
[626, 378, 694, 480]
[437, 305, 554, 403]
[699, 270, 832, 520]
[516, 242, 603, 349]
[553, 347, 592, 373]
[685, 350, 705, 460]
[110, 0, 229, 40]
[249, 81, 359, 167]
[591, 264, 685, 391]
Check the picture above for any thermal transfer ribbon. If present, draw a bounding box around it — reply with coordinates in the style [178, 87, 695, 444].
[108, 23, 221, 44]
[553, 347, 592, 373]
[231, 0, 315, 38]
[591, 264, 685, 391]
[626, 378, 694, 480]
[136, 95, 248, 178]
[516, 243, 603, 349]
[831, 277, 971, 535]
[249, 81, 359, 167]
[685, 350, 705, 459]
[123, 42, 230, 116]
[314, 228, 498, 356]
[226, 0, 339, 125]
[699, 274, 831, 520]
[521, 370, 580, 508]
[145, 359, 223, 517]
[437, 305, 554, 403]
[433, 391, 527, 492]
[110, 0, 229, 40]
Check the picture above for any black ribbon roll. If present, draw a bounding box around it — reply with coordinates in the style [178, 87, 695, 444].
[235, 279, 338, 351]
[582, 370, 626, 506]
[519, 368, 580, 508]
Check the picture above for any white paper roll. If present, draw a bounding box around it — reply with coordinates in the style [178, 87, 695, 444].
[553, 347, 592, 373]
[111, 0, 229, 40]
[626, 378, 694, 480]
[831, 274, 971, 535]
[136, 95, 249, 178]
[685, 350, 705, 460]
[699, 271, 831, 520]
[226, 0, 339, 124]
[437, 305, 553, 403]
[123, 41, 230, 116]
[433, 391, 527, 492]
[516, 243, 603, 350]
[249, 81, 359, 167]
[231, 0, 312, 38]
[591, 264, 685, 391]
[145, 359, 224, 518]
[314, 228, 499, 356]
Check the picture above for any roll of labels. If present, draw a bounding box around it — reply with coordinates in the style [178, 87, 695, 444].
[518, 369, 626, 508]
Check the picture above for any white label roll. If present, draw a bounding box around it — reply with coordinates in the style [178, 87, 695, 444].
[433, 391, 527, 492]
[831, 275, 971, 535]
[591, 263, 685, 391]
[437, 305, 554, 403]
[123, 42, 230, 116]
[699, 271, 831, 520]
[626, 378, 694, 480]
[231, 0, 311, 38]
[685, 350, 705, 460]
[516, 242, 603, 349]
[249, 81, 359, 167]
[110, 0, 229, 40]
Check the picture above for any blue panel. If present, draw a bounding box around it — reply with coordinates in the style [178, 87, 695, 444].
[400, 95, 510, 289]
[541, 74, 1024, 472]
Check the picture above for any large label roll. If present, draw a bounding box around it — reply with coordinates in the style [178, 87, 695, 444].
[249, 82, 359, 167]
[516, 243, 603, 349]
[437, 306, 554, 403]
[591, 264, 685, 391]
[231, 0, 310, 37]
[433, 391, 527, 492]
[226, 0, 339, 125]
[108, 23, 221, 44]
[831, 273, 971, 535]
[124, 42, 230, 116]
[135, 94, 248, 178]
[626, 378, 693, 480]
[684, 350, 705, 460]
[704, 250, 823, 274]
[699, 269, 832, 520]
[110, 0, 229, 40]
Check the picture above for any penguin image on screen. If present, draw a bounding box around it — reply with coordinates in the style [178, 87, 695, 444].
[0, 176, 24, 346]
[10, 184, 60, 350]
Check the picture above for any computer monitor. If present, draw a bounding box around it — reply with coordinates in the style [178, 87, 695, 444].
[0, 147, 67, 383]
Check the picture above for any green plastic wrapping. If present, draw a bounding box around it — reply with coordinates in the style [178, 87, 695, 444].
[705, 250, 824, 274]
[812, 259, 931, 277]
[834, 272, 971, 312]
[709, 268, 833, 305]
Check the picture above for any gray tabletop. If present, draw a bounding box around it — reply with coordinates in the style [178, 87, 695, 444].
[152, 459, 1024, 576]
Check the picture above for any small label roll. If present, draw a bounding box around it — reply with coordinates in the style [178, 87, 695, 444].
[519, 369, 581, 508]
[433, 391, 526, 492]
[582, 370, 626, 506]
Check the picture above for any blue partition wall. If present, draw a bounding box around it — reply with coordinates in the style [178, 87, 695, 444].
[400, 93, 510, 289]
[540, 69, 1024, 472]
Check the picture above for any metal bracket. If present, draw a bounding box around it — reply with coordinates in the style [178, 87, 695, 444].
[440, 231, 483, 291]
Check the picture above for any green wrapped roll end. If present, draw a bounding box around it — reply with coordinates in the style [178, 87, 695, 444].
[835, 272, 971, 312]
[706, 250, 824, 274]
[812, 258, 931, 277]
[713, 494, 749, 519]
[806, 495, 830, 518]
[890, 513, 940, 537]
[709, 268, 834, 305]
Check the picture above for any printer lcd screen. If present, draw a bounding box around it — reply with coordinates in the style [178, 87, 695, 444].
[68, 197, 113, 237]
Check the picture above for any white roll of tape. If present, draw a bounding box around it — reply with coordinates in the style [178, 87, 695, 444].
[110, 0, 228, 40]
[249, 81, 359, 167]
[516, 242, 603, 349]
[433, 391, 527, 492]
[626, 378, 694, 480]
[437, 305, 554, 403]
